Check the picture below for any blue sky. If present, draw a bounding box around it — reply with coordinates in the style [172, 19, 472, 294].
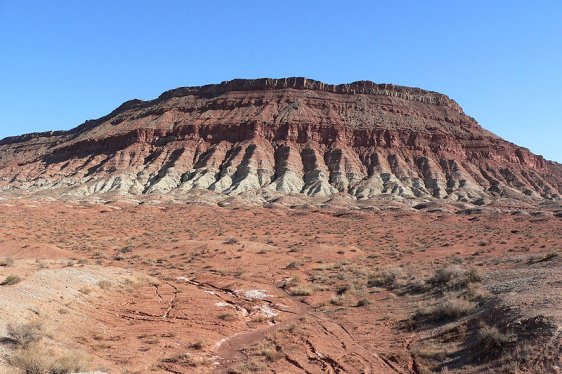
[1, 1, 561, 162]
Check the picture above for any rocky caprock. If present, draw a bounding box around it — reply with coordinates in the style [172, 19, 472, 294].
[1, 77, 561, 201]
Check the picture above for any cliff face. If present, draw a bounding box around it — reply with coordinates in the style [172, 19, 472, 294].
[0, 78, 560, 201]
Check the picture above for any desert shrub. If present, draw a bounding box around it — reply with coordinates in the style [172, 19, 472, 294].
[283, 324, 297, 333]
[251, 315, 268, 323]
[428, 265, 463, 286]
[476, 324, 511, 351]
[329, 295, 347, 306]
[254, 340, 283, 362]
[528, 250, 559, 263]
[8, 346, 53, 374]
[508, 343, 533, 366]
[286, 261, 300, 269]
[218, 313, 235, 321]
[448, 255, 463, 264]
[8, 346, 90, 374]
[118, 246, 133, 253]
[543, 250, 559, 261]
[356, 298, 370, 307]
[78, 286, 92, 295]
[428, 265, 481, 290]
[412, 347, 448, 362]
[92, 251, 106, 259]
[465, 268, 482, 283]
[227, 359, 266, 373]
[280, 276, 299, 288]
[190, 340, 204, 350]
[1, 275, 22, 286]
[161, 353, 189, 363]
[50, 351, 92, 374]
[160, 353, 211, 366]
[465, 283, 491, 302]
[336, 283, 358, 295]
[290, 284, 316, 296]
[405, 276, 429, 294]
[367, 269, 399, 288]
[6, 322, 43, 347]
[0, 257, 14, 267]
[97, 280, 112, 290]
[419, 296, 476, 322]
[224, 237, 239, 244]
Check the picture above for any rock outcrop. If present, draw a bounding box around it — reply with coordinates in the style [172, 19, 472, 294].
[1, 77, 561, 202]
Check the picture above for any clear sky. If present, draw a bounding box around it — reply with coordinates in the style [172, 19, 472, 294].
[1, 1, 561, 162]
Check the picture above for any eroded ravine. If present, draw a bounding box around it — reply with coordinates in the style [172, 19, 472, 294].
[176, 276, 416, 374]
[174, 277, 312, 372]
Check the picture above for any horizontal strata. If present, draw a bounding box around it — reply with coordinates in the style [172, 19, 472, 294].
[156, 77, 464, 111]
[0, 78, 560, 201]
[1, 125, 560, 201]
[4, 77, 465, 140]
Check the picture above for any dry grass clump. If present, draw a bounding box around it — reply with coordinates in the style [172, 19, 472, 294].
[405, 276, 429, 294]
[356, 298, 370, 307]
[527, 250, 559, 264]
[6, 321, 43, 347]
[0, 257, 14, 267]
[290, 284, 317, 296]
[280, 276, 300, 288]
[431, 297, 475, 321]
[542, 250, 559, 261]
[428, 265, 481, 290]
[160, 353, 212, 367]
[190, 340, 205, 350]
[8, 346, 91, 374]
[78, 286, 92, 295]
[465, 283, 491, 302]
[118, 246, 133, 254]
[329, 294, 348, 306]
[416, 295, 476, 322]
[411, 345, 453, 368]
[253, 340, 283, 362]
[97, 280, 112, 290]
[505, 343, 533, 369]
[227, 359, 266, 373]
[224, 237, 239, 244]
[476, 324, 511, 351]
[367, 268, 400, 288]
[282, 324, 297, 333]
[285, 261, 301, 269]
[218, 313, 236, 321]
[159, 353, 213, 369]
[1, 275, 22, 286]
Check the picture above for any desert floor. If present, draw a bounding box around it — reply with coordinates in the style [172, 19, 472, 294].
[0, 200, 560, 373]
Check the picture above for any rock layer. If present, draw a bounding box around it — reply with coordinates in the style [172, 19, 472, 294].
[1, 77, 561, 201]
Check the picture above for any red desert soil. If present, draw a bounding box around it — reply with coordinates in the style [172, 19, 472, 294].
[0, 200, 560, 373]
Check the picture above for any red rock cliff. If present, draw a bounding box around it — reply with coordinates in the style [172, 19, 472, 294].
[0, 78, 560, 201]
